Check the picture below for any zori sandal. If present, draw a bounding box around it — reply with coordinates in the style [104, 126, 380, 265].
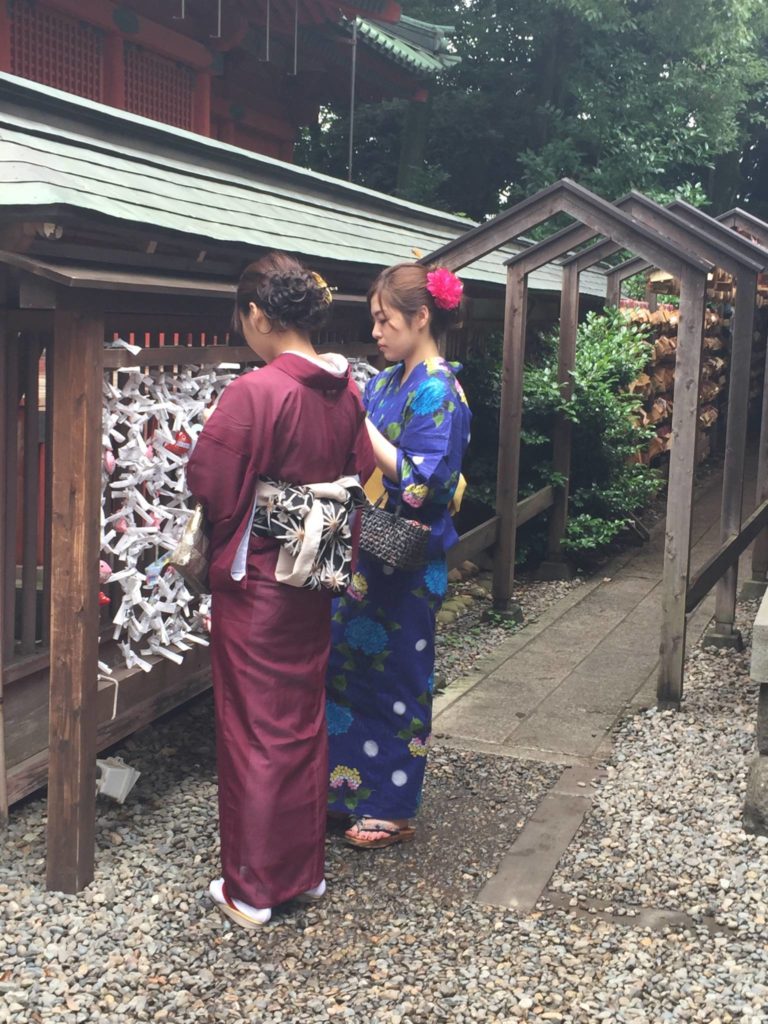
[344, 820, 416, 849]
[295, 879, 327, 904]
[208, 878, 271, 929]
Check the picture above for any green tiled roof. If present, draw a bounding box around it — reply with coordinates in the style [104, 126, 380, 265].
[355, 15, 461, 76]
[0, 74, 606, 297]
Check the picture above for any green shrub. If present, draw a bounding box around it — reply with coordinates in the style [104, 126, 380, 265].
[460, 309, 660, 562]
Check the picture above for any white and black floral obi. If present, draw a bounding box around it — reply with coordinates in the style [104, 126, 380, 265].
[251, 476, 366, 594]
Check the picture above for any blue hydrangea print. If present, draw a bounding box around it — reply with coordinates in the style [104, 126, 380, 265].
[424, 560, 448, 597]
[345, 616, 388, 655]
[326, 701, 354, 735]
[411, 377, 447, 416]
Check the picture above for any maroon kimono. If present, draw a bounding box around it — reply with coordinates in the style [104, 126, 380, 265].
[186, 353, 374, 909]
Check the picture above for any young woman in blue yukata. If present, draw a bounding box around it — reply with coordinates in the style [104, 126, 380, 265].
[325, 261, 472, 848]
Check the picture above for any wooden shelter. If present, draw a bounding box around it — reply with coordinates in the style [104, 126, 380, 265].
[422, 178, 768, 710]
[0, 77, 612, 891]
[559, 195, 768, 666]
[716, 209, 768, 604]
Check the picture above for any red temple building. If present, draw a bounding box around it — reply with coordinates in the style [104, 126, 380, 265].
[0, 0, 459, 161]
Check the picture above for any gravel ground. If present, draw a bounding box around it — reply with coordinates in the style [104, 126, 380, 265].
[550, 600, 768, 940]
[2, 586, 767, 1023]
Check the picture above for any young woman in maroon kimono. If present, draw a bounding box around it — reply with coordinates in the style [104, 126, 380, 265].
[186, 253, 374, 928]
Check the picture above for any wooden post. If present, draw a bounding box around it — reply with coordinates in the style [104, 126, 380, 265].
[103, 33, 126, 109]
[0, 314, 10, 825]
[709, 272, 757, 643]
[747, 325, 768, 597]
[21, 335, 41, 655]
[605, 272, 621, 309]
[542, 263, 579, 572]
[492, 267, 527, 615]
[2, 330, 18, 674]
[657, 268, 707, 708]
[193, 70, 212, 136]
[46, 305, 103, 893]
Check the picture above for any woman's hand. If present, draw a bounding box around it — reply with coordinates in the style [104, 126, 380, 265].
[365, 418, 399, 483]
[203, 398, 220, 425]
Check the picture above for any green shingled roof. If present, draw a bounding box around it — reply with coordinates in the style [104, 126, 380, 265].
[355, 15, 461, 76]
[0, 74, 606, 297]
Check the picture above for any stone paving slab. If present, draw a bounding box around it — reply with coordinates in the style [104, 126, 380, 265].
[478, 766, 602, 913]
[433, 468, 728, 763]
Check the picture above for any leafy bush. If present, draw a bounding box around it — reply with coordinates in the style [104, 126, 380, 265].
[460, 309, 659, 562]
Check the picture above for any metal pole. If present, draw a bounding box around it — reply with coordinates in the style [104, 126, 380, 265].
[293, 0, 299, 75]
[173, 0, 186, 19]
[348, 20, 358, 182]
[265, 0, 271, 62]
[210, 0, 222, 39]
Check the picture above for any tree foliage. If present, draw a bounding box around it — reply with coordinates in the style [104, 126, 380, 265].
[298, 0, 768, 218]
[461, 310, 659, 562]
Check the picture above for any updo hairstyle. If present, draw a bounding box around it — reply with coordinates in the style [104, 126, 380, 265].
[367, 262, 463, 338]
[235, 252, 331, 334]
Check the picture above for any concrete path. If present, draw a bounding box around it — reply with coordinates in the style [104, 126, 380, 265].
[432, 464, 753, 913]
[433, 468, 729, 767]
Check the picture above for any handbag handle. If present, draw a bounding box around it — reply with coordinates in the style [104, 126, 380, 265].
[370, 488, 405, 519]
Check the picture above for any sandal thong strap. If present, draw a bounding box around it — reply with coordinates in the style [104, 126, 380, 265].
[351, 820, 403, 836]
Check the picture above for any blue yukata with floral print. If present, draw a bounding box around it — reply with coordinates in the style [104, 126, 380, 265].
[326, 358, 471, 819]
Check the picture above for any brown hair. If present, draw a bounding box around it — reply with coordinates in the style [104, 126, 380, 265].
[235, 252, 331, 334]
[367, 262, 462, 338]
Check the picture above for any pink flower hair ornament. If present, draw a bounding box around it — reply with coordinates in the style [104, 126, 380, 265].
[426, 267, 463, 310]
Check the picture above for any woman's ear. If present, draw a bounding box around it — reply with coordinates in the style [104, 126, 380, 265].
[416, 304, 431, 332]
[248, 301, 272, 335]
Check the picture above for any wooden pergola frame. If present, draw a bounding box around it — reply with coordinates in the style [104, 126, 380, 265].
[422, 179, 768, 709]
[716, 209, 768, 602]
[562, 196, 768, 673]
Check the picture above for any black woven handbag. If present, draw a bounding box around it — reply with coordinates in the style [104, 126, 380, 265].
[360, 494, 431, 571]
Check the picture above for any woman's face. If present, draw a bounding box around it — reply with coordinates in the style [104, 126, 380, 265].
[370, 294, 428, 364]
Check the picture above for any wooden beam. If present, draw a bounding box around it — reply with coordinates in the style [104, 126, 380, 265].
[623, 195, 765, 277]
[558, 189, 700, 283]
[0, 313, 10, 825]
[752, 331, 768, 586]
[547, 265, 579, 561]
[712, 270, 758, 636]
[718, 209, 768, 250]
[687, 499, 768, 613]
[448, 517, 498, 570]
[46, 306, 104, 893]
[670, 201, 768, 267]
[564, 238, 620, 273]
[518, 485, 555, 526]
[657, 268, 707, 708]
[505, 224, 599, 274]
[493, 267, 527, 610]
[605, 272, 621, 308]
[423, 183, 569, 273]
